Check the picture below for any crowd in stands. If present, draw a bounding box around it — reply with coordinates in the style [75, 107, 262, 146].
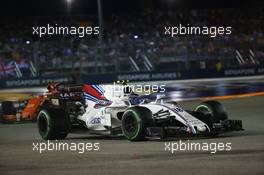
[0, 8, 263, 78]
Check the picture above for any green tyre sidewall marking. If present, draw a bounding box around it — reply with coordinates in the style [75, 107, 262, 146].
[122, 109, 142, 140]
[195, 105, 212, 114]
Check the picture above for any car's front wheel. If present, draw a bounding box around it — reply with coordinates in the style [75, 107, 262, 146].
[195, 100, 228, 123]
[121, 107, 154, 141]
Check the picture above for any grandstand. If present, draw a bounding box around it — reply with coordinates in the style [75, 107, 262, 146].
[0, 7, 263, 83]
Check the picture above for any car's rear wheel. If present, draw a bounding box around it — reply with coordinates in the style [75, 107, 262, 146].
[1, 101, 16, 115]
[121, 107, 154, 141]
[37, 108, 69, 140]
[195, 101, 228, 123]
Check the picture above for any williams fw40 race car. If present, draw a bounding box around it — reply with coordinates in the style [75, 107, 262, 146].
[37, 83, 243, 141]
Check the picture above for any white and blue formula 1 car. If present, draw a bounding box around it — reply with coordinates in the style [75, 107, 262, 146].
[36, 83, 243, 141]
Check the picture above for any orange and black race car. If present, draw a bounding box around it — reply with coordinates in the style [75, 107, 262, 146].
[0, 82, 59, 123]
[0, 95, 46, 123]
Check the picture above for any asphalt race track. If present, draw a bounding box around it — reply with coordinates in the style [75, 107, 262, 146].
[0, 96, 264, 175]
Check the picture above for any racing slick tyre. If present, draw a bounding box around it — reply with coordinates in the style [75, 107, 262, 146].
[121, 106, 154, 141]
[37, 108, 70, 140]
[1, 101, 16, 115]
[1, 101, 17, 123]
[195, 101, 228, 123]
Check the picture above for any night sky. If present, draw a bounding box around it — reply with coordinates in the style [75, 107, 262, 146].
[0, 0, 263, 16]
